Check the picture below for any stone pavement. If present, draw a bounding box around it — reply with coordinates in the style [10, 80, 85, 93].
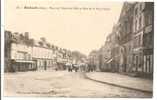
[85, 72, 153, 92]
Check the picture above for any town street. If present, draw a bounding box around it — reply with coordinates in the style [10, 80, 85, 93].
[4, 71, 152, 98]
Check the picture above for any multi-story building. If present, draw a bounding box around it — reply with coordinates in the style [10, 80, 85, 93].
[101, 2, 154, 78]
[115, 2, 134, 73]
[11, 42, 36, 71]
[110, 24, 120, 72]
[32, 40, 56, 70]
[5, 31, 36, 72]
[132, 2, 154, 76]
[4, 31, 73, 72]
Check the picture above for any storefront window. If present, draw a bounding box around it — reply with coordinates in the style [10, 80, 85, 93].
[145, 13, 152, 26]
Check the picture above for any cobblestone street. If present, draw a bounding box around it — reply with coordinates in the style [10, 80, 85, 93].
[4, 71, 152, 98]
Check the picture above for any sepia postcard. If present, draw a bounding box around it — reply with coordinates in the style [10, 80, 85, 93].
[1, 0, 155, 98]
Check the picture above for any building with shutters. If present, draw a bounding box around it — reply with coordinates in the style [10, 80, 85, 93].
[115, 2, 134, 73]
[132, 2, 154, 77]
[4, 31, 73, 72]
[100, 2, 154, 78]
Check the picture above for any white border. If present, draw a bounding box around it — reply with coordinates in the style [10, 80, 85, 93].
[153, 0, 157, 100]
[1, 0, 156, 100]
[1, 0, 5, 98]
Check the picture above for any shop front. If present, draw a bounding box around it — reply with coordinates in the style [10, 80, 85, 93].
[11, 59, 36, 72]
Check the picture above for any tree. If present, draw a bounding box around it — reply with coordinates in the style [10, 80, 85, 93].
[24, 32, 29, 39]
[55, 46, 58, 50]
[40, 37, 46, 42]
[51, 44, 54, 49]
[28, 39, 35, 46]
[71, 51, 87, 64]
[38, 41, 43, 47]
[46, 43, 51, 48]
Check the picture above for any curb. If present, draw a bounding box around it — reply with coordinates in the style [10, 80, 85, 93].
[84, 73, 152, 94]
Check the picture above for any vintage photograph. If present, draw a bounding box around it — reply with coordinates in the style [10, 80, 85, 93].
[3, 0, 154, 98]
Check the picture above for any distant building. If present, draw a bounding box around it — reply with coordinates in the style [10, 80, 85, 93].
[101, 34, 113, 71]
[88, 50, 99, 71]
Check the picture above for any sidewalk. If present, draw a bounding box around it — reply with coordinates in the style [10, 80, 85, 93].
[85, 72, 153, 93]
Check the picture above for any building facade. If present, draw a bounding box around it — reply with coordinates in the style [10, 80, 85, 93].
[4, 31, 73, 72]
[101, 2, 154, 78]
[116, 2, 134, 73]
[132, 2, 154, 76]
[11, 43, 36, 71]
[104, 34, 113, 71]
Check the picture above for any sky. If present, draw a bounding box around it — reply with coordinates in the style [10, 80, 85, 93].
[5, 0, 123, 55]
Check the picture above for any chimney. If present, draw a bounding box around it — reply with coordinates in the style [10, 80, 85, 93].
[24, 32, 29, 39]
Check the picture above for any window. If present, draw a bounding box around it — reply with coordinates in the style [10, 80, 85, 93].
[128, 45, 131, 52]
[134, 35, 140, 47]
[135, 20, 137, 32]
[145, 14, 152, 26]
[134, 37, 138, 48]
[143, 34, 153, 48]
[139, 16, 142, 29]
[135, 8, 138, 15]
[140, 3, 143, 11]
[149, 15, 152, 25]
[138, 35, 141, 46]
[127, 23, 131, 33]
[136, 56, 138, 66]
[124, 21, 127, 32]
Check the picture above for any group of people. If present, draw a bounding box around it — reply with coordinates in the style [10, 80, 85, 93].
[65, 63, 96, 72]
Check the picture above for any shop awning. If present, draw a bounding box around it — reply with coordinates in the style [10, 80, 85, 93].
[106, 58, 113, 63]
[14, 60, 35, 63]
